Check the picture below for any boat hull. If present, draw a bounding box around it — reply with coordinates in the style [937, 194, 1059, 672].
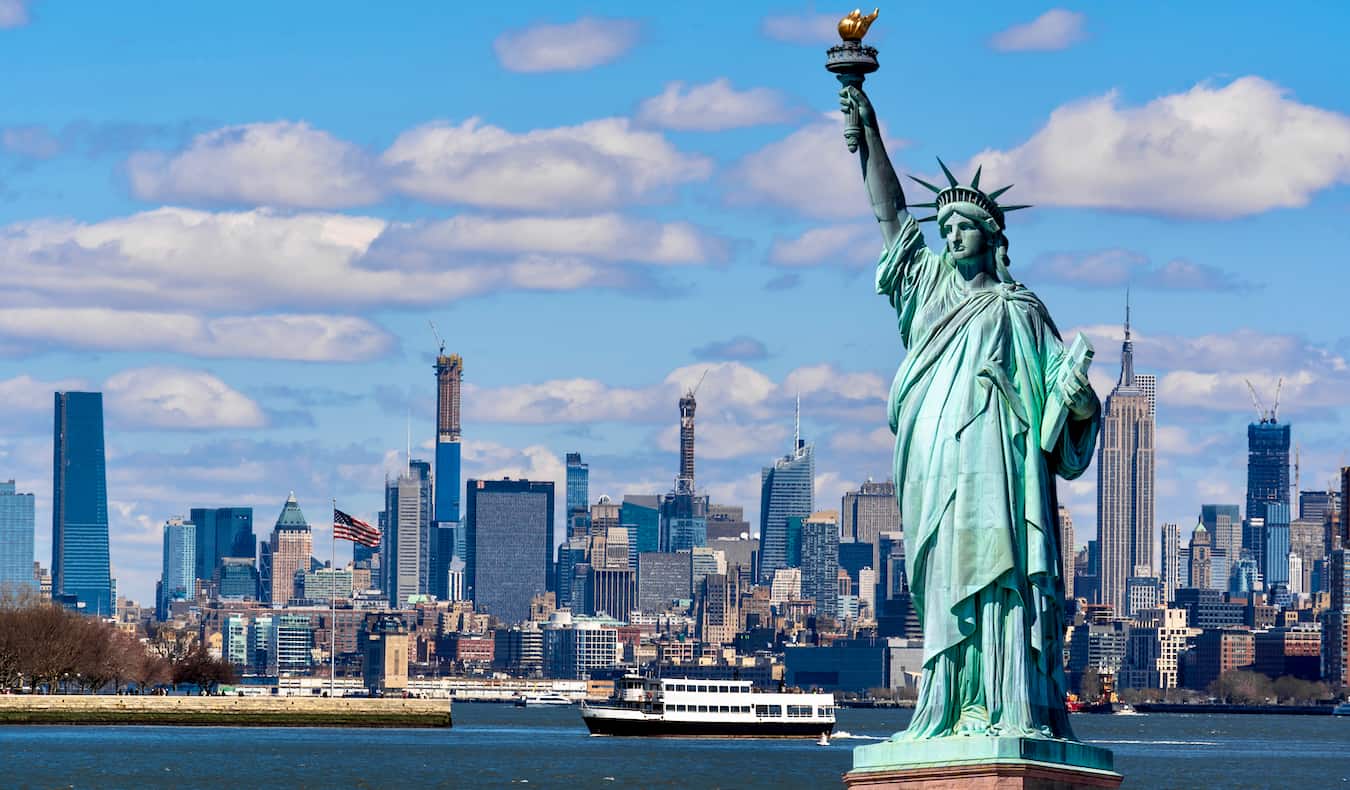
[583, 713, 833, 738]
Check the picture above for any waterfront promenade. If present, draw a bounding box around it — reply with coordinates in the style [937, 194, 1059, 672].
[0, 694, 452, 727]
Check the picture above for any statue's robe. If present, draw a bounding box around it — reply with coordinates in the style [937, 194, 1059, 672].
[877, 215, 1099, 739]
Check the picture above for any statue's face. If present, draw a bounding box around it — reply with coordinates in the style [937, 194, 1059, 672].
[941, 215, 986, 260]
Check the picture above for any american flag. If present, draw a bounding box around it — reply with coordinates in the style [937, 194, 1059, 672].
[333, 508, 381, 548]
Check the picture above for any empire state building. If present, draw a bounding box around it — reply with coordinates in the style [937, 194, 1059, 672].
[1095, 300, 1156, 615]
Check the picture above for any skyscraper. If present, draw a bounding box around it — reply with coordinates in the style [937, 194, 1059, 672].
[0, 481, 36, 594]
[159, 517, 196, 618]
[1187, 522, 1212, 593]
[759, 436, 814, 582]
[801, 512, 840, 618]
[1095, 304, 1155, 614]
[267, 493, 312, 606]
[841, 479, 900, 546]
[466, 478, 553, 625]
[434, 351, 464, 583]
[565, 453, 590, 539]
[1246, 417, 1290, 524]
[384, 460, 432, 606]
[188, 507, 255, 583]
[621, 495, 661, 554]
[678, 384, 697, 494]
[52, 391, 112, 616]
[1200, 504, 1242, 583]
[1160, 522, 1180, 603]
[1058, 505, 1076, 600]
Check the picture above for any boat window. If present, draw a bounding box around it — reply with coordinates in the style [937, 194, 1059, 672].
[787, 705, 812, 718]
[698, 705, 709, 712]
[756, 704, 782, 717]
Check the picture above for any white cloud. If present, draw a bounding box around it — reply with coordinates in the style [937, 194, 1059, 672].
[127, 122, 383, 208]
[637, 79, 796, 131]
[493, 17, 640, 73]
[963, 77, 1350, 218]
[658, 420, 790, 462]
[760, 12, 838, 45]
[768, 223, 879, 268]
[384, 117, 711, 211]
[1073, 324, 1350, 414]
[0, 0, 29, 29]
[462, 440, 565, 488]
[373, 213, 727, 267]
[830, 426, 892, 454]
[466, 361, 884, 441]
[0, 374, 90, 413]
[1024, 249, 1251, 291]
[104, 367, 265, 430]
[728, 113, 881, 219]
[0, 308, 394, 361]
[988, 9, 1087, 52]
[0, 207, 727, 312]
[691, 336, 769, 362]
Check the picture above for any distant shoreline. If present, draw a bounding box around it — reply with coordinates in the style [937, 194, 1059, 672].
[0, 695, 452, 727]
[1132, 702, 1334, 716]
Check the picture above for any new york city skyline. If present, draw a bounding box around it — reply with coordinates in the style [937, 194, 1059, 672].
[2, 2, 1349, 605]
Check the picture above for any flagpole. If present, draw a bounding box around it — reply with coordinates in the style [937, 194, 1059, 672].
[331, 497, 337, 699]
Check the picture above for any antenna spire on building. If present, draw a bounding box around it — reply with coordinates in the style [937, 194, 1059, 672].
[1118, 287, 1135, 387]
[794, 392, 801, 453]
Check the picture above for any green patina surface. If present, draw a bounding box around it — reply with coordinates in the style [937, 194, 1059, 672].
[851, 735, 1116, 774]
[827, 18, 1115, 778]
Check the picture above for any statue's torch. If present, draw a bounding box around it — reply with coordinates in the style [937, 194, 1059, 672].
[826, 8, 880, 153]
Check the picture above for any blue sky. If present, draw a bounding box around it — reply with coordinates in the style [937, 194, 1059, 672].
[2, 2, 1349, 603]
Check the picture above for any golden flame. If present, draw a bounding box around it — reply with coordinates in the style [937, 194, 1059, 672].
[838, 8, 879, 41]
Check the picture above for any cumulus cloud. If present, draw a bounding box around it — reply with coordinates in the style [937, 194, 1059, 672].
[962, 77, 1350, 218]
[1073, 324, 1350, 414]
[2, 121, 196, 161]
[465, 360, 885, 453]
[637, 79, 797, 131]
[384, 117, 711, 211]
[760, 12, 839, 45]
[658, 420, 790, 462]
[127, 122, 384, 208]
[0, 207, 727, 312]
[0, 0, 29, 29]
[462, 440, 565, 487]
[727, 113, 883, 219]
[1024, 249, 1254, 291]
[988, 9, 1087, 52]
[493, 16, 640, 73]
[691, 336, 769, 362]
[0, 308, 394, 361]
[768, 223, 879, 268]
[0, 374, 90, 413]
[104, 367, 265, 430]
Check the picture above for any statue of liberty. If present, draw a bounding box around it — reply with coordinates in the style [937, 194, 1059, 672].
[839, 83, 1102, 741]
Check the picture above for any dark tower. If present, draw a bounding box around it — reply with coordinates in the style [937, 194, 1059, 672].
[678, 390, 696, 494]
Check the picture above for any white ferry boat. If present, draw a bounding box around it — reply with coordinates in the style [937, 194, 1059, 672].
[581, 676, 835, 738]
[514, 693, 574, 707]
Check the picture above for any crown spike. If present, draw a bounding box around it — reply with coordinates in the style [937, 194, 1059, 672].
[908, 175, 943, 194]
[909, 201, 938, 209]
[936, 158, 959, 187]
[987, 184, 1014, 201]
[1000, 204, 1032, 212]
[916, 215, 938, 223]
[970, 165, 983, 190]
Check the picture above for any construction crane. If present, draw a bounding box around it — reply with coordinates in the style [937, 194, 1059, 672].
[1244, 377, 1284, 423]
[428, 320, 445, 356]
[687, 368, 710, 398]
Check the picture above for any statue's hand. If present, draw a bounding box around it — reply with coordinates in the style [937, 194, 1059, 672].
[1060, 368, 1098, 420]
[838, 85, 878, 130]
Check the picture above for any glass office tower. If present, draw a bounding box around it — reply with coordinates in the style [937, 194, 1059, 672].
[52, 392, 112, 616]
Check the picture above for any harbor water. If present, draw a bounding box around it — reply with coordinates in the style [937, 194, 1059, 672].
[4, 705, 1346, 788]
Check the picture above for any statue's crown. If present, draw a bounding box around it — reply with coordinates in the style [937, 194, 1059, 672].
[909, 158, 1031, 227]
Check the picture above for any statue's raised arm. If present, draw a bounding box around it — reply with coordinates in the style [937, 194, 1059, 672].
[839, 86, 906, 249]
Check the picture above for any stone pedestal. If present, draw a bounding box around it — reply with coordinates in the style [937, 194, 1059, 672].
[844, 736, 1121, 790]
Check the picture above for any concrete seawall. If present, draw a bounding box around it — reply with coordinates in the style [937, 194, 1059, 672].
[0, 695, 452, 727]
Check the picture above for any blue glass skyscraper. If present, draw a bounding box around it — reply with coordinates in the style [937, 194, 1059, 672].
[566, 453, 590, 538]
[52, 392, 112, 616]
[433, 351, 463, 598]
[159, 517, 196, 618]
[758, 440, 814, 582]
[0, 480, 36, 593]
[1246, 419, 1290, 522]
[189, 507, 255, 582]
